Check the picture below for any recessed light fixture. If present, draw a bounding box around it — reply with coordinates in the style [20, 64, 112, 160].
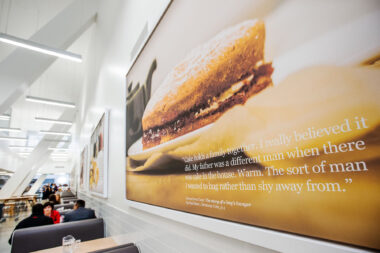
[25, 96, 76, 108]
[35, 117, 73, 126]
[0, 127, 22, 133]
[0, 115, 10, 120]
[40, 130, 71, 137]
[0, 33, 82, 62]
[18, 152, 31, 156]
[51, 157, 69, 160]
[0, 171, 13, 175]
[45, 139, 71, 143]
[48, 147, 69, 151]
[52, 158, 68, 162]
[51, 153, 68, 156]
[51, 151, 68, 154]
[0, 136, 27, 141]
[9, 146, 34, 151]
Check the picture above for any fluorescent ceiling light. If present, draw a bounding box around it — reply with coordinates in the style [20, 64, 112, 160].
[52, 158, 68, 162]
[0, 115, 10, 120]
[50, 152, 69, 155]
[18, 152, 30, 156]
[0, 171, 13, 175]
[48, 147, 69, 151]
[26, 96, 76, 108]
[0, 136, 27, 141]
[40, 130, 71, 136]
[51, 153, 68, 156]
[0, 127, 21, 133]
[45, 139, 71, 143]
[9, 146, 34, 151]
[35, 117, 73, 126]
[51, 157, 69, 160]
[0, 33, 82, 62]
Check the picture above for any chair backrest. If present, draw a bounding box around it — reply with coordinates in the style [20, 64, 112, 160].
[61, 191, 76, 198]
[11, 218, 104, 253]
[62, 199, 78, 204]
[105, 245, 139, 253]
[58, 209, 73, 216]
[61, 196, 77, 200]
[54, 203, 74, 210]
[89, 243, 139, 253]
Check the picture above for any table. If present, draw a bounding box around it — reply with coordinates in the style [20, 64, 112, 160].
[0, 195, 37, 217]
[24, 194, 38, 202]
[0, 195, 38, 205]
[32, 237, 118, 253]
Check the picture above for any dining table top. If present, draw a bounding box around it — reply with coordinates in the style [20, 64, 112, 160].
[0, 195, 37, 202]
[32, 237, 118, 253]
[31, 233, 139, 253]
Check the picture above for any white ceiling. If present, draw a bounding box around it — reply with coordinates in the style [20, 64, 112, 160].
[0, 0, 94, 173]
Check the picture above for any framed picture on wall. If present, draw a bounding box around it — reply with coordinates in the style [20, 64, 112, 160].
[89, 111, 109, 198]
[125, 0, 380, 250]
[79, 145, 88, 189]
[70, 163, 78, 195]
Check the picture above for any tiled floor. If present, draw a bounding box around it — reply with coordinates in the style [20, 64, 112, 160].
[0, 212, 30, 253]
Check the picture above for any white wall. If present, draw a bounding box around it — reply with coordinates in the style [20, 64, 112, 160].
[76, 1, 370, 253]
[77, 0, 172, 206]
[77, 1, 273, 252]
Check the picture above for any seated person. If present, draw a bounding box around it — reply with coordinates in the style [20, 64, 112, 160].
[56, 194, 61, 204]
[48, 194, 60, 204]
[8, 203, 53, 244]
[43, 202, 61, 224]
[0, 203, 5, 223]
[61, 188, 75, 198]
[63, 200, 96, 222]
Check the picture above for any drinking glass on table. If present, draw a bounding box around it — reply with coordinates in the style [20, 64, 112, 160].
[62, 235, 80, 252]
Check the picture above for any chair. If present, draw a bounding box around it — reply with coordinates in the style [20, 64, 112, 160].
[3, 203, 15, 217]
[61, 196, 77, 200]
[54, 203, 74, 210]
[11, 218, 104, 253]
[62, 198, 78, 204]
[89, 243, 140, 253]
[58, 209, 73, 216]
[61, 191, 76, 198]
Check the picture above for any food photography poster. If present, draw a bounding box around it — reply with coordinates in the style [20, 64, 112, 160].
[89, 112, 109, 197]
[125, 0, 380, 250]
[70, 163, 78, 193]
[79, 145, 88, 189]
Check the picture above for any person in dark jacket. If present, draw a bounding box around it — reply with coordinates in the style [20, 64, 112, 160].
[8, 203, 53, 244]
[42, 185, 52, 200]
[63, 199, 96, 222]
[41, 185, 47, 200]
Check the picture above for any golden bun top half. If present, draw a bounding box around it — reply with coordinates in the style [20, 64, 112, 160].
[142, 19, 265, 130]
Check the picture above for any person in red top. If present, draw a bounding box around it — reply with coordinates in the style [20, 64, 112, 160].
[43, 202, 61, 224]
